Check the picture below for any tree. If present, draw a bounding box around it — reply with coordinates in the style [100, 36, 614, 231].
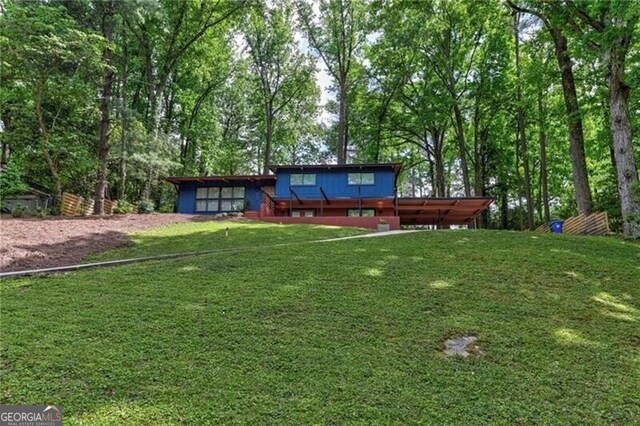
[514, 12, 535, 230]
[565, 0, 640, 238]
[94, 0, 117, 214]
[0, 3, 104, 199]
[297, 0, 367, 164]
[244, 2, 317, 174]
[506, 0, 594, 216]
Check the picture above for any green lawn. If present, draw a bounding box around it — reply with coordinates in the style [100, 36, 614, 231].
[89, 220, 370, 261]
[1, 222, 639, 424]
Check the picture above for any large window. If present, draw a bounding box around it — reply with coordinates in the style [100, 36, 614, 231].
[348, 209, 375, 217]
[196, 186, 245, 212]
[195, 187, 219, 212]
[348, 172, 375, 185]
[290, 173, 316, 186]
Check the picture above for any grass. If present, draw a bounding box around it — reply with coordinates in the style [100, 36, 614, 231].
[1, 222, 639, 424]
[89, 220, 370, 261]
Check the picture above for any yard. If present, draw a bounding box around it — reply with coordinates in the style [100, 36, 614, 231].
[1, 221, 639, 424]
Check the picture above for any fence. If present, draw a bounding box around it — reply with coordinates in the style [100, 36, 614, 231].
[535, 211, 610, 236]
[61, 192, 117, 216]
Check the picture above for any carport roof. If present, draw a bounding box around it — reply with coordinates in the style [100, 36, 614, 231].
[397, 197, 493, 225]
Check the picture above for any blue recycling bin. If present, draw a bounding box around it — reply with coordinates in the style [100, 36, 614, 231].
[550, 220, 564, 234]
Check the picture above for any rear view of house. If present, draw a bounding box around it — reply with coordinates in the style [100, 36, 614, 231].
[166, 163, 492, 230]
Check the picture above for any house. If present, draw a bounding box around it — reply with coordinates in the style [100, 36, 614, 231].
[166, 163, 492, 230]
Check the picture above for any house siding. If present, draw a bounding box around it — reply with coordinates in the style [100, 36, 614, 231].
[176, 181, 264, 214]
[274, 167, 395, 199]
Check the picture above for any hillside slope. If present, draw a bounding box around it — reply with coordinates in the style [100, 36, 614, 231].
[1, 225, 639, 424]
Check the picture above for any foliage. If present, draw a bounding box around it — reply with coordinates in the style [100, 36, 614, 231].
[0, 2, 104, 197]
[0, 161, 28, 198]
[112, 200, 135, 214]
[136, 198, 155, 214]
[0, 0, 638, 234]
[10, 205, 27, 218]
[2, 224, 639, 423]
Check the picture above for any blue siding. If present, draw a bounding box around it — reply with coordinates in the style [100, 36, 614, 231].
[176, 181, 264, 214]
[274, 167, 395, 199]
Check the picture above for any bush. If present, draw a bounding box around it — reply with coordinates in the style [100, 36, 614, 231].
[113, 200, 135, 214]
[0, 162, 28, 198]
[137, 199, 155, 214]
[36, 207, 50, 218]
[11, 205, 27, 218]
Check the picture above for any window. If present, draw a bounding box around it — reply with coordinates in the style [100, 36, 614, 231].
[196, 186, 245, 212]
[195, 187, 220, 212]
[292, 210, 315, 217]
[348, 172, 375, 185]
[348, 209, 375, 217]
[290, 173, 316, 186]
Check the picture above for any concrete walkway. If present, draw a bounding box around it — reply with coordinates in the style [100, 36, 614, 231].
[314, 229, 422, 242]
[0, 229, 424, 279]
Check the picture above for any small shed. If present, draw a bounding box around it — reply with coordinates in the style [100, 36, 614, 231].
[1, 187, 54, 213]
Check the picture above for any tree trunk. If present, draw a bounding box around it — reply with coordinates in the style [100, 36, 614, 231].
[452, 104, 471, 197]
[336, 82, 348, 164]
[515, 13, 534, 230]
[426, 150, 435, 196]
[550, 27, 593, 215]
[500, 189, 509, 230]
[34, 86, 62, 199]
[119, 38, 128, 200]
[514, 130, 524, 231]
[94, 0, 116, 215]
[608, 46, 640, 238]
[537, 87, 550, 224]
[429, 127, 446, 198]
[262, 102, 273, 175]
[1, 143, 9, 168]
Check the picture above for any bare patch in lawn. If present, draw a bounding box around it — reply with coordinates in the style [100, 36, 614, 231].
[443, 335, 483, 358]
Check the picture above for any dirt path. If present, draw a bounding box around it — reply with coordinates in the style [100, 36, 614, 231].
[0, 214, 213, 272]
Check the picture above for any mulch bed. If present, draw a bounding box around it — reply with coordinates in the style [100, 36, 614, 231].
[0, 214, 212, 273]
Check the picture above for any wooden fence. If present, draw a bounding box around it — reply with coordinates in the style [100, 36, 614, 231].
[61, 192, 117, 216]
[535, 211, 610, 236]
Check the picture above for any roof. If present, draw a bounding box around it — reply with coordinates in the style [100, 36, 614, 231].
[268, 163, 403, 176]
[397, 197, 493, 225]
[165, 175, 276, 185]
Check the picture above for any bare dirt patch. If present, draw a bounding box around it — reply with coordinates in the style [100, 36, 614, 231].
[0, 214, 214, 273]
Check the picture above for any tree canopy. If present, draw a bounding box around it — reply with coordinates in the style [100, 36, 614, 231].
[1, 0, 639, 237]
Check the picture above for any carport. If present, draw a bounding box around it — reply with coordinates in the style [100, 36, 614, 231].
[396, 197, 493, 226]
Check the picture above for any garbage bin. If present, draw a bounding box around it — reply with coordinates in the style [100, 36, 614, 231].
[550, 220, 564, 234]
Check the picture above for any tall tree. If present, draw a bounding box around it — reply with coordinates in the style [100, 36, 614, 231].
[0, 3, 103, 199]
[565, 0, 640, 238]
[297, 0, 367, 164]
[514, 12, 535, 230]
[94, 0, 117, 214]
[417, 0, 489, 197]
[506, 0, 593, 216]
[244, 2, 316, 174]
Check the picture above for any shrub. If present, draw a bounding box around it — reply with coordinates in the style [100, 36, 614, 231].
[0, 162, 28, 198]
[113, 200, 135, 214]
[137, 199, 155, 214]
[11, 205, 27, 218]
[36, 207, 50, 218]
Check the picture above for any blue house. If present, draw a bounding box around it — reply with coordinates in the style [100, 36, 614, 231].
[166, 163, 492, 229]
[167, 175, 275, 215]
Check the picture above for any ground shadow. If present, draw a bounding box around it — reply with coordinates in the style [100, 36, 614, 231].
[2, 230, 132, 273]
